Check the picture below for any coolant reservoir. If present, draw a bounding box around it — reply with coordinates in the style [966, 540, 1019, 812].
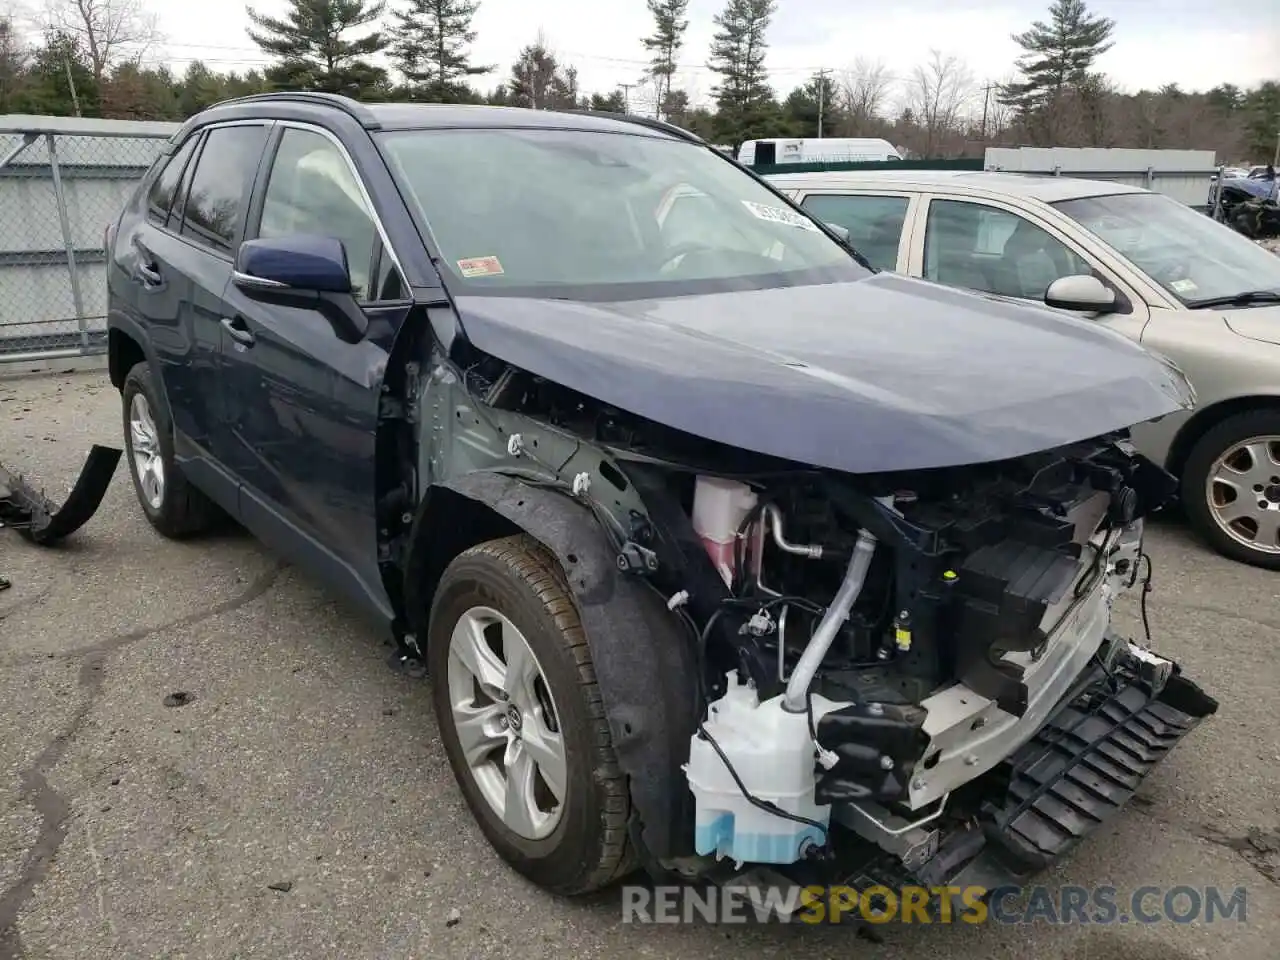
[684, 671, 832, 867]
[691, 476, 758, 587]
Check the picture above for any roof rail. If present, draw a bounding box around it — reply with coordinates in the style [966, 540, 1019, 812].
[564, 110, 705, 145]
[203, 91, 381, 129]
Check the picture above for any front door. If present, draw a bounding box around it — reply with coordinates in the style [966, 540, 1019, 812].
[218, 123, 413, 619]
[908, 196, 1150, 341]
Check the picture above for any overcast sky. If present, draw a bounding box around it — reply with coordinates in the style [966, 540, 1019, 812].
[142, 0, 1279, 110]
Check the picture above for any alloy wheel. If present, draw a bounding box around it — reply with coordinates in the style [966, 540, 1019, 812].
[446, 605, 567, 840]
[128, 392, 165, 510]
[1206, 435, 1280, 556]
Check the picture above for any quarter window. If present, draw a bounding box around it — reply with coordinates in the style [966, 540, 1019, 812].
[146, 136, 198, 227]
[922, 199, 1093, 300]
[798, 193, 910, 271]
[258, 128, 378, 301]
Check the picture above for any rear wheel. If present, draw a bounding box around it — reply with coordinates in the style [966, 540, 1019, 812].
[427, 534, 636, 895]
[121, 361, 219, 539]
[1180, 409, 1280, 569]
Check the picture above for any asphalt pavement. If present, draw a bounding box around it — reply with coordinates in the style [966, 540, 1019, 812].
[2, 369, 1278, 959]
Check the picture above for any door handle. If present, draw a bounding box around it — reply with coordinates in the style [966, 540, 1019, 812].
[134, 260, 163, 288]
[220, 316, 256, 347]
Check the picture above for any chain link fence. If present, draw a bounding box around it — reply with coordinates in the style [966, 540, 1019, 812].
[0, 116, 180, 364]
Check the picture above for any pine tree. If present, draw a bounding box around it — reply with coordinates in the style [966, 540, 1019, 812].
[641, 0, 688, 120]
[998, 0, 1114, 137]
[391, 0, 492, 102]
[782, 74, 840, 138]
[24, 29, 98, 116]
[589, 88, 627, 113]
[706, 0, 776, 144]
[247, 0, 389, 98]
[507, 37, 578, 111]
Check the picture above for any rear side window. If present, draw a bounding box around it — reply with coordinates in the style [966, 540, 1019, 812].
[798, 193, 910, 272]
[146, 136, 198, 226]
[177, 124, 270, 256]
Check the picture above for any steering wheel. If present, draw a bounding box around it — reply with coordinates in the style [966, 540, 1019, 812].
[1148, 258, 1191, 284]
[658, 242, 718, 274]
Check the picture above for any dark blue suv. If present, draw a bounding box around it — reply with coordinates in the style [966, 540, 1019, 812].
[104, 92, 1213, 906]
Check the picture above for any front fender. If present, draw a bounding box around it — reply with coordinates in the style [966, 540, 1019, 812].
[435, 471, 700, 864]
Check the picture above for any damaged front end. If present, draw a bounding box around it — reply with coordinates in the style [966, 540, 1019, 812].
[450, 357, 1217, 900]
[669, 442, 1217, 895]
[0, 445, 121, 548]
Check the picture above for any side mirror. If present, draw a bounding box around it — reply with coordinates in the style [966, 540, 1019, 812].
[233, 235, 367, 341]
[824, 221, 851, 244]
[1044, 274, 1118, 314]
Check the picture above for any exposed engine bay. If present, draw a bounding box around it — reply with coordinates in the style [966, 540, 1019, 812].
[463, 358, 1217, 890]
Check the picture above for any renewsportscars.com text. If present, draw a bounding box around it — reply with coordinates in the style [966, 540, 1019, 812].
[621, 884, 1249, 925]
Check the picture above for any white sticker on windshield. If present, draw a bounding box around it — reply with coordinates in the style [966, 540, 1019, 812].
[1170, 278, 1198, 295]
[741, 200, 820, 232]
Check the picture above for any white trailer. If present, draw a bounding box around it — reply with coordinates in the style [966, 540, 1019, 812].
[738, 137, 902, 167]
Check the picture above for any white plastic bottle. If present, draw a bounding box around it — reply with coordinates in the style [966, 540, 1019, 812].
[684, 671, 832, 867]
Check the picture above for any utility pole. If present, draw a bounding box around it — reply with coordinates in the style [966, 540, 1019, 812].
[980, 82, 993, 140]
[815, 67, 830, 138]
[619, 83, 634, 115]
[63, 56, 81, 118]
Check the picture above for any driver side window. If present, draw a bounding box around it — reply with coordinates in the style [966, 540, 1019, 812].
[258, 128, 377, 300]
[923, 199, 1092, 301]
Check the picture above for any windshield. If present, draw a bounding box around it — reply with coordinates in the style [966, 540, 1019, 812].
[376, 127, 868, 298]
[1053, 192, 1280, 307]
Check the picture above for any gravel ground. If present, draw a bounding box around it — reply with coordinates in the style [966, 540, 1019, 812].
[2, 369, 1279, 960]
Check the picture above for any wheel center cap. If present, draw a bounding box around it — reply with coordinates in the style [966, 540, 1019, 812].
[505, 704, 522, 731]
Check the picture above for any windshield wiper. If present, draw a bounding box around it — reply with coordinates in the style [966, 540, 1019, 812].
[1187, 290, 1280, 309]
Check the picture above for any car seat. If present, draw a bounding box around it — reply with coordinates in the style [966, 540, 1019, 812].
[998, 219, 1071, 300]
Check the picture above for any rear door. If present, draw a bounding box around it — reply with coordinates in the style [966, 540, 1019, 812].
[113, 131, 212, 455]
[166, 122, 273, 471]
[791, 190, 920, 272]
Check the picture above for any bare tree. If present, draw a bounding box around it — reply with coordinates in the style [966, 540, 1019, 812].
[44, 0, 162, 81]
[840, 56, 892, 134]
[907, 49, 975, 156]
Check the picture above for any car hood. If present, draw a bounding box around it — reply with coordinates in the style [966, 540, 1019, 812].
[452, 272, 1193, 474]
[1224, 304, 1280, 347]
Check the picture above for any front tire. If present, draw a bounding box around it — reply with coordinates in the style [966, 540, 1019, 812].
[1180, 409, 1280, 570]
[427, 534, 635, 895]
[121, 361, 219, 539]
